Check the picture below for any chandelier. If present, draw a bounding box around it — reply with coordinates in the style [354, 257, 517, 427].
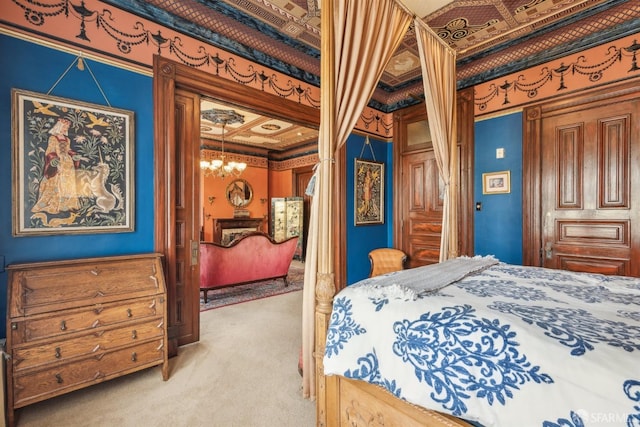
[200, 108, 246, 178]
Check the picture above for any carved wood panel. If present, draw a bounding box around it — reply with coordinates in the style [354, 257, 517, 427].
[559, 256, 626, 275]
[556, 124, 583, 209]
[599, 115, 629, 208]
[410, 161, 426, 210]
[339, 378, 473, 427]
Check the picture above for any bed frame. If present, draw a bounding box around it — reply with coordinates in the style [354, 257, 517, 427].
[315, 284, 473, 427]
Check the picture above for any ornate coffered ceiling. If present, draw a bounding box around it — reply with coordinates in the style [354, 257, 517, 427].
[200, 99, 319, 151]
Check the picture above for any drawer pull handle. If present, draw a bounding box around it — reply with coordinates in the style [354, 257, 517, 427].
[132, 330, 137, 339]
[127, 309, 132, 318]
[55, 374, 63, 384]
[11, 323, 17, 330]
[55, 347, 61, 359]
[131, 352, 137, 362]
[60, 320, 67, 331]
[91, 268, 100, 275]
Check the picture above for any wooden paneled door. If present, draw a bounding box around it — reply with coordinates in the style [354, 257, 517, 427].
[393, 88, 474, 267]
[541, 100, 640, 274]
[172, 89, 202, 347]
[523, 79, 640, 276]
[400, 148, 443, 267]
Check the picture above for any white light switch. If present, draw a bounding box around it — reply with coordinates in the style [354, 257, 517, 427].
[496, 148, 505, 159]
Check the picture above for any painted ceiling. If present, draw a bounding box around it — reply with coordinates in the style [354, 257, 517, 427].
[200, 98, 320, 150]
[103, 0, 639, 150]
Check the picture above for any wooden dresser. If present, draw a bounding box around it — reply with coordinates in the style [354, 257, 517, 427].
[5, 253, 169, 426]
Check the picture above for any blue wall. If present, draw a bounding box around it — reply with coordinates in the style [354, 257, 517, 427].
[345, 134, 394, 284]
[474, 112, 523, 264]
[0, 35, 156, 337]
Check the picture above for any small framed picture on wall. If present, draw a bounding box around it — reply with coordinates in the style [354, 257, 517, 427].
[482, 170, 511, 195]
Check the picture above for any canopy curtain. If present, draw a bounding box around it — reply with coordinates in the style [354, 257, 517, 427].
[301, 0, 412, 399]
[414, 21, 459, 261]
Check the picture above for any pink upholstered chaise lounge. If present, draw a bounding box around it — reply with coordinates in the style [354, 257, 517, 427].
[199, 231, 299, 303]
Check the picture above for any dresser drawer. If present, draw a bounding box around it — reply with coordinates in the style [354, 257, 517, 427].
[11, 317, 165, 373]
[8, 256, 164, 317]
[12, 339, 165, 408]
[10, 296, 163, 344]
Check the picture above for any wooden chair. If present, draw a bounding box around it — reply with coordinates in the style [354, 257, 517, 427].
[368, 248, 407, 277]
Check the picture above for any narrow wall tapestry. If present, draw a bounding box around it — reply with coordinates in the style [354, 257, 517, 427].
[354, 159, 384, 225]
[12, 89, 134, 236]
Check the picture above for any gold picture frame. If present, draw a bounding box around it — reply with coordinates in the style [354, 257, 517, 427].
[12, 89, 135, 236]
[482, 170, 511, 194]
[354, 158, 384, 225]
[226, 178, 253, 208]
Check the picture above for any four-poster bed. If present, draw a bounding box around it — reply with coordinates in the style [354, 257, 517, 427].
[321, 257, 640, 426]
[303, 2, 640, 426]
[302, 0, 465, 425]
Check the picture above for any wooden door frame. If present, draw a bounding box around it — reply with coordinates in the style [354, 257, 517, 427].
[522, 77, 640, 267]
[153, 56, 322, 348]
[392, 88, 475, 257]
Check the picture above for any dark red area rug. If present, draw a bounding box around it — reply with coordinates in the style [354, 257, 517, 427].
[200, 260, 305, 311]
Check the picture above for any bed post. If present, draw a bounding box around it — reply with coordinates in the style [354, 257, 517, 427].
[316, 0, 339, 422]
[315, 272, 338, 426]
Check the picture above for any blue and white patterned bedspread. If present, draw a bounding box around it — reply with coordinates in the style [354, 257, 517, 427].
[323, 259, 640, 427]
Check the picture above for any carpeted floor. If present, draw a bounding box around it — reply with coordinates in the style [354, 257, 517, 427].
[200, 260, 305, 311]
[16, 290, 315, 427]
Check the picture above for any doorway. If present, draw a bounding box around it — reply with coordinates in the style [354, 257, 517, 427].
[392, 88, 475, 265]
[153, 56, 321, 351]
[293, 167, 314, 261]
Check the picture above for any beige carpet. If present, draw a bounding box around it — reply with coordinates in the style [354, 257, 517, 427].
[15, 290, 316, 427]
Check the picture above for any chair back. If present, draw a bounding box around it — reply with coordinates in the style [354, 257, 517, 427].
[368, 248, 407, 277]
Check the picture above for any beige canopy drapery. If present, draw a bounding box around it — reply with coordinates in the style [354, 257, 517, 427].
[415, 21, 459, 261]
[301, 0, 457, 400]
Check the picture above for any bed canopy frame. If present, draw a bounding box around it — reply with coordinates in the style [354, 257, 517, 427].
[304, 1, 460, 425]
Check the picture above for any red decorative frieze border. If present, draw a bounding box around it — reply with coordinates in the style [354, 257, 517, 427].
[474, 33, 640, 116]
[2, 0, 393, 139]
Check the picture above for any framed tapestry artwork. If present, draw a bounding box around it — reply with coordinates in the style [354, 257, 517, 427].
[12, 89, 135, 236]
[482, 170, 511, 195]
[354, 158, 384, 225]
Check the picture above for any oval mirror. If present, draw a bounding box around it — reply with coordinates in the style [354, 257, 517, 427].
[226, 179, 253, 208]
